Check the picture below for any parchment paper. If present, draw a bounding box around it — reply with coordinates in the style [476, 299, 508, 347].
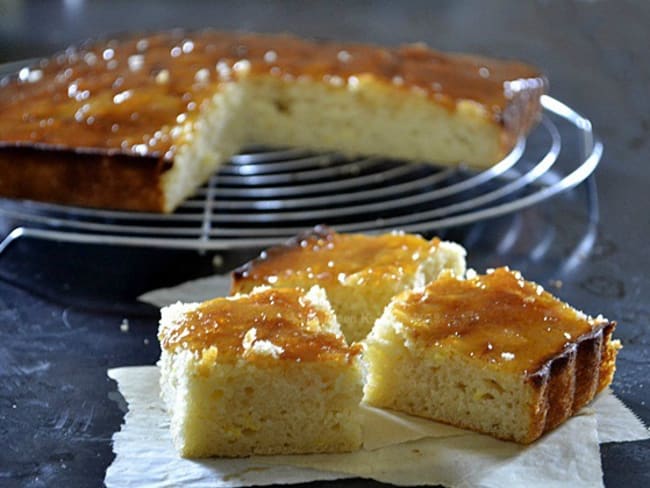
[105, 366, 648, 488]
[138, 273, 232, 308]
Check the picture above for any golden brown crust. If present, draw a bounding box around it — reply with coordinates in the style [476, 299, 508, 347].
[499, 78, 547, 156]
[0, 146, 167, 211]
[540, 346, 577, 436]
[522, 321, 618, 443]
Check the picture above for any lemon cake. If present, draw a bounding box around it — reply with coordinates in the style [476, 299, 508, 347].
[0, 31, 545, 211]
[158, 285, 364, 457]
[231, 226, 466, 342]
[363, 267, 620, 443]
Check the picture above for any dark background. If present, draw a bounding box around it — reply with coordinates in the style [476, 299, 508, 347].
[0, 1, 648, 487]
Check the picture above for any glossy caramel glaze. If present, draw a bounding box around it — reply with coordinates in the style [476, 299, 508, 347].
[393, 267, 609, 376]
[160, 288, 360, 364]
[232, 225, 440, 290]
[0, 30, 544, 160]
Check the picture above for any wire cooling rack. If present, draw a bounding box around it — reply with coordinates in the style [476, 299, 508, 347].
[0, 95, 602, 253]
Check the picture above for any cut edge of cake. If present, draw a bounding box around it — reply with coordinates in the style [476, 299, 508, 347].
[158, 70, 545, 212]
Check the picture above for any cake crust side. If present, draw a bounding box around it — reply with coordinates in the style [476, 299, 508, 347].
[498, 77, 547, 157]
[523, 321, 618, 443]
[0, 146, 168, 211]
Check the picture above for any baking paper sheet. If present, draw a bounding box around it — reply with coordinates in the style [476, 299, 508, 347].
[106, 366, 648, 488]
[138, 273, 232, 308]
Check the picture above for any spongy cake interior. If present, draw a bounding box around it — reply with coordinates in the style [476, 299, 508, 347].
[363, 307, 535, 442]
[161, 73, 506, 211]
[159, 348, 363, 457]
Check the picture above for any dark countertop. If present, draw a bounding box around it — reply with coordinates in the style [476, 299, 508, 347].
[0, 1, 648, 486]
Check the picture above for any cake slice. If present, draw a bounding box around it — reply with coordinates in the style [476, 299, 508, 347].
[231, 226, 466, 342]
[363, 267, 620, 443]
[158, 285, 363, 457]
[0, 31, 545, 212]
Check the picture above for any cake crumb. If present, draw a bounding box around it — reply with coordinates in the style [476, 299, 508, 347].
[212, 253, 224, 268]
[120, 319, 130, 333]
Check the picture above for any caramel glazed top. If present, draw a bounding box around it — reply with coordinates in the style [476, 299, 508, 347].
[393, 267, 612, 377]
[160, 287, 361, 364]
[0, 30, 544, 162]
[233, 226, 441, 288]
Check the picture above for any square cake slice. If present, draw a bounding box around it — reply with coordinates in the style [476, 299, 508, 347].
[363, 267, 620, 443]
[158, 286, 363, 457]
[231, 226, 466, 342]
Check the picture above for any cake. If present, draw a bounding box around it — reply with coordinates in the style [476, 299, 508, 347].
[363, 267, 620, 443]
[157, 285, 364, 458]
[231, 225, 466, 342]
[0, 30, 546, 212]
